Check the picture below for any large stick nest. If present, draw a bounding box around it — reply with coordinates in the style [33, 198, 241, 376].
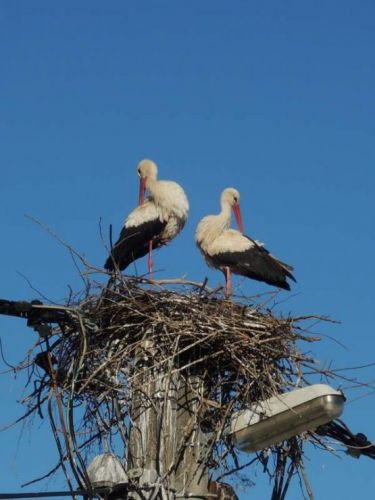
[71, 280, 315, 405]
[8, 275, 375, 498]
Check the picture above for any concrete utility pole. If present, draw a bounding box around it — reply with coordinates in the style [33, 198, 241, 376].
[127, 351, 209, 499]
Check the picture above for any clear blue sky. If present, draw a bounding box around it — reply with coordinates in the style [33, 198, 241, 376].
[1, 1, 374, 498]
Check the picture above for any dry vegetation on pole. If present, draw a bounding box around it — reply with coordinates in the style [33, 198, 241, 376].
[2, 271, 375, 499]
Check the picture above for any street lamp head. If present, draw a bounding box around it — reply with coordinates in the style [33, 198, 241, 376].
[230, 384, 345, 453]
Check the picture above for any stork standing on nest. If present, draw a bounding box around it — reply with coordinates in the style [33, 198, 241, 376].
[195, 188, 296, 298]
[105, 159, 189, 274]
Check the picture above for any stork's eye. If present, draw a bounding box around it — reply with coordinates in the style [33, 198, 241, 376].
[233, 196, 238, 203]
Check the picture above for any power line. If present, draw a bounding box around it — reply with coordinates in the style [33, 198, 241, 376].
[0, 491, 92, 499]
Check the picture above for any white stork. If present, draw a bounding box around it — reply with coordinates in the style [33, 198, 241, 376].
[105, 159, 189, 274]
[195, 188, 296, 297]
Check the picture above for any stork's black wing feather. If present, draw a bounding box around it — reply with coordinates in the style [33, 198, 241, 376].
[245, 236, 295, 274]
[105, 218, 167, 271]
[212, 242, 296, 290]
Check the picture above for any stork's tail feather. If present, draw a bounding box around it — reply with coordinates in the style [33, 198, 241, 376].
[279, 281, 291, 291]
[104, 255, 117, 271]
[274, 258, 296, 283]
[104, 253, 131, 272]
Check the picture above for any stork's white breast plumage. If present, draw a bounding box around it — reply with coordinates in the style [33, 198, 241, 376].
[105, 160, 189, 272]
[125, 182, 188, 240]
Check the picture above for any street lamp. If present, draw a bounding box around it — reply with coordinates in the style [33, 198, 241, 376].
[230, 384, 345, 453]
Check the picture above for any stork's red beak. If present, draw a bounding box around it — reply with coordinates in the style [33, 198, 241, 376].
[138, 177, 146, 205]
[233, 202, 244, 233]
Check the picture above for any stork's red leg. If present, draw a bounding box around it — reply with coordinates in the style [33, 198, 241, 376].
[148, 240, 153, 275]
[225, 266, 232, 299]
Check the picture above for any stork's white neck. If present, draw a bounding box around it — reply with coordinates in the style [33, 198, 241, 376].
[220, 199, 232, 221]
[145, 177, 158, 192]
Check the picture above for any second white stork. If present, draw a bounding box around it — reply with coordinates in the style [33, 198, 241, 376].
[105, 159, 189, 274]
[195, 188, 296, 297]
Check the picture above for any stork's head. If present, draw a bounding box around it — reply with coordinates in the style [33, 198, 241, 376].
[137, 159, 158, 205]
[221, 187, 244, 233]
